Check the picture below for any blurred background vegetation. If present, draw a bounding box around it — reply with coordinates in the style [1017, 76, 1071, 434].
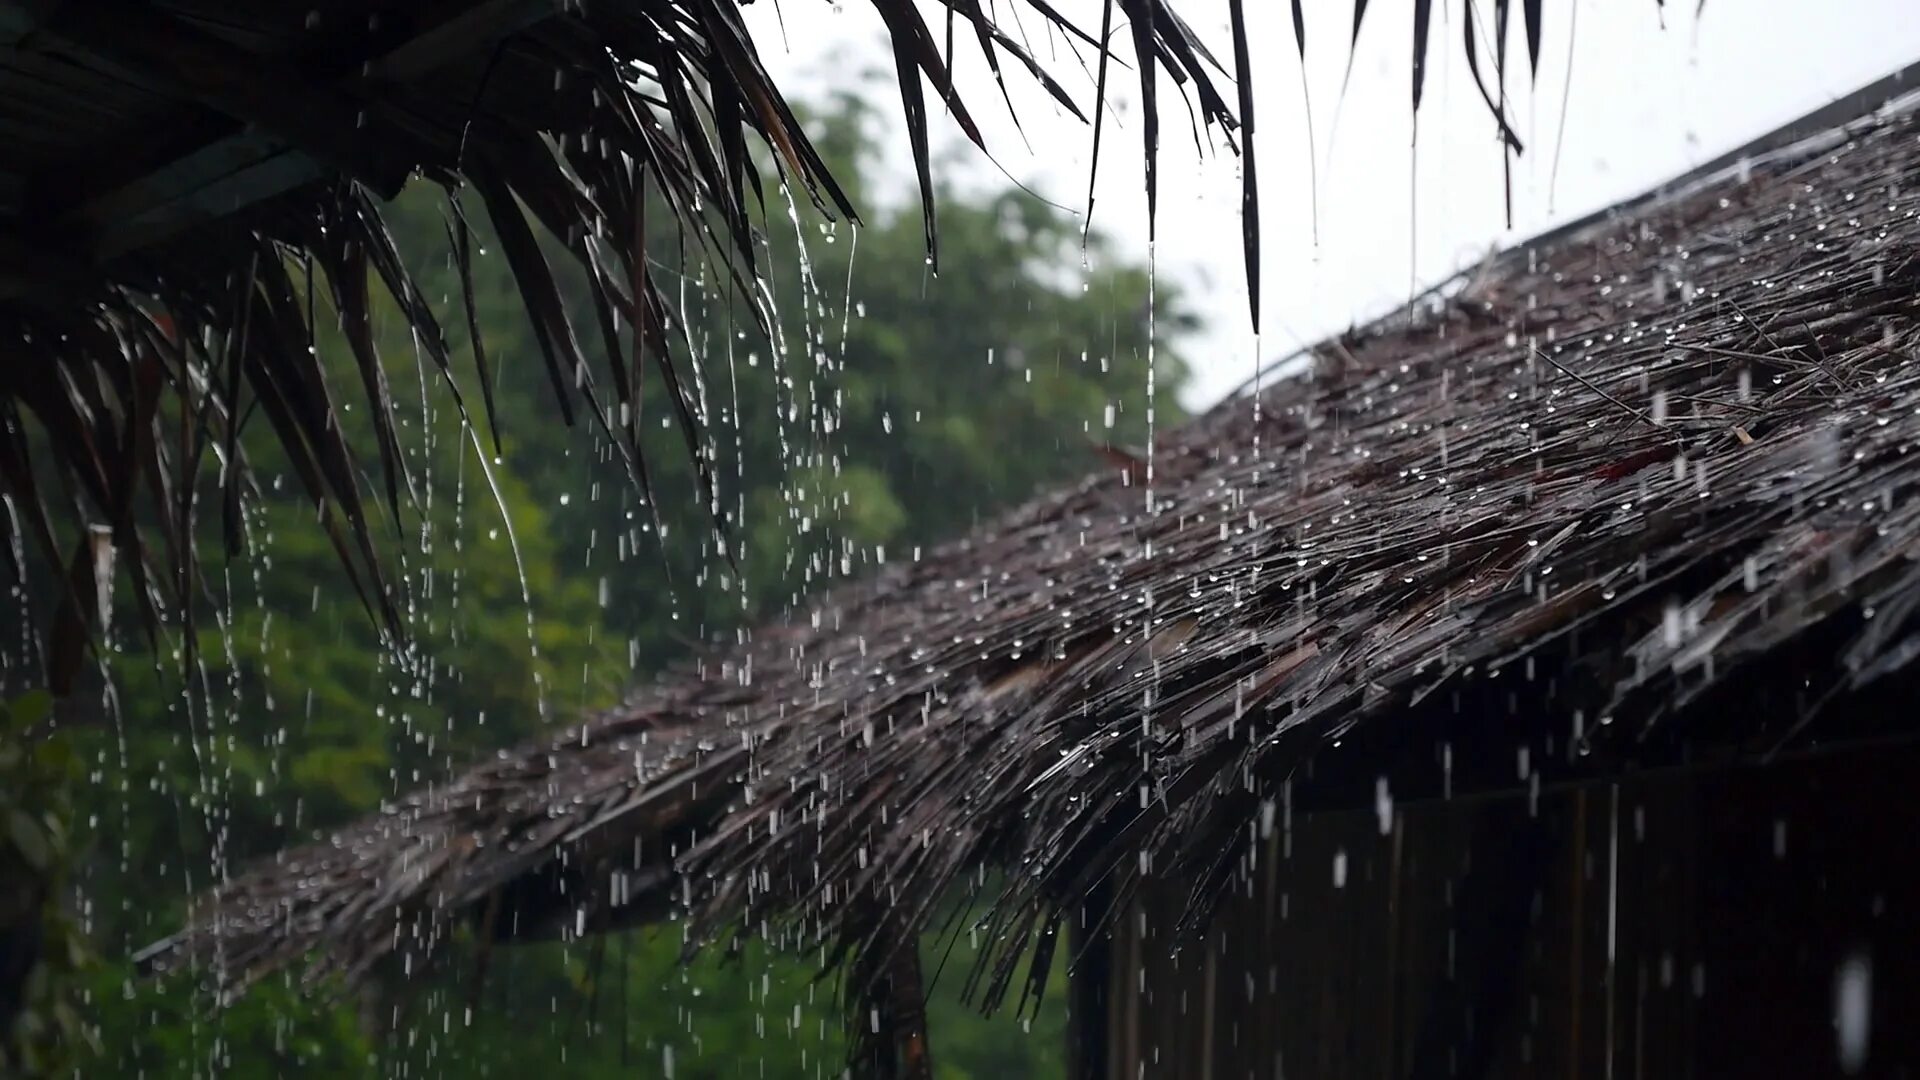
[5, 91, 1193, 1078]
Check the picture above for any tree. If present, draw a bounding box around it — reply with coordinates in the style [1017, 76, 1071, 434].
[0, 692, 91, 1076]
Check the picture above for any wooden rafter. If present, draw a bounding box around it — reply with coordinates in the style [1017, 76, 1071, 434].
[0, 0, 567, 300]
[0, 0, 58, 45]
[33, 0, 426, 197]
[363, 0, 557, 84]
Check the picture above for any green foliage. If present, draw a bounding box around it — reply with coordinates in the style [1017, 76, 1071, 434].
[81, 967, 374, 1079]
[58, 92, 1191, 1077]
[0, 691, 95, 1076]
[373, 933, 848, 1078]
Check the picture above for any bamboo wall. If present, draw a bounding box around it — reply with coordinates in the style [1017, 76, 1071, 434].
[1091, 743, 1920, 1079]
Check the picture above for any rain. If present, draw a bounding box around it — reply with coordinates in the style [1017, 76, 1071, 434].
[5, 1, 1920, 1079]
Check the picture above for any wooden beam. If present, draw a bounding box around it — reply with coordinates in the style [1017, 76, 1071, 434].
[34, 1, 560, 247]
[853, 936, 935, 1080]
[364, 0, 558, 83]
[33, 0, 424, 198]
[1068, 878, 1114, 1080]
[72, 130, 292, 233]
[101, 146, 324, 261]
[0, 0, 60, 44]
[3, 0, 565, 288]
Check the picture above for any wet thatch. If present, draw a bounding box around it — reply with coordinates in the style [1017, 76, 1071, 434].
[143, 69, 1920, 1026]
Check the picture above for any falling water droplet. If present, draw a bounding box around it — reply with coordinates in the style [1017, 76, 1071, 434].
[1835, 950, 1872, 1074]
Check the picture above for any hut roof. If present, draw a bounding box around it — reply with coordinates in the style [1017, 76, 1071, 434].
[149, 68, 1920, 1011]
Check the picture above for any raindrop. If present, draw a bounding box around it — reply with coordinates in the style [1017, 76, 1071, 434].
[1662, 602, 1684, 647]
[1835, 950, 1872, 1074]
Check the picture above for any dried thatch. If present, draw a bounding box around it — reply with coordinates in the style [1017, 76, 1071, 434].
[145, 70, 1920, 1033]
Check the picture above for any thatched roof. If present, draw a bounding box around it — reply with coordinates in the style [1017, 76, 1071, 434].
[142, 66, 1920, 1012]
[1, 0, 1270, 691]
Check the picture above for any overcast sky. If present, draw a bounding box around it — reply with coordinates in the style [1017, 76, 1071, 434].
[742, 0, 1920, 408]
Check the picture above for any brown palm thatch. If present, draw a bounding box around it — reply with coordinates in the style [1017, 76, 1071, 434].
[144, 65, 1920, 1052]
[0, 0, 1594, 693]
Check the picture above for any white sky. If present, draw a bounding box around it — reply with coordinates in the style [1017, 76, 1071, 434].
[743, 0, 1920, 408]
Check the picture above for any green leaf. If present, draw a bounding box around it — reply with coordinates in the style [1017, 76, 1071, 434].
[30, 737, 75, 779]
[9, 808, 50, 870]
[5, 690, 51, 731]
